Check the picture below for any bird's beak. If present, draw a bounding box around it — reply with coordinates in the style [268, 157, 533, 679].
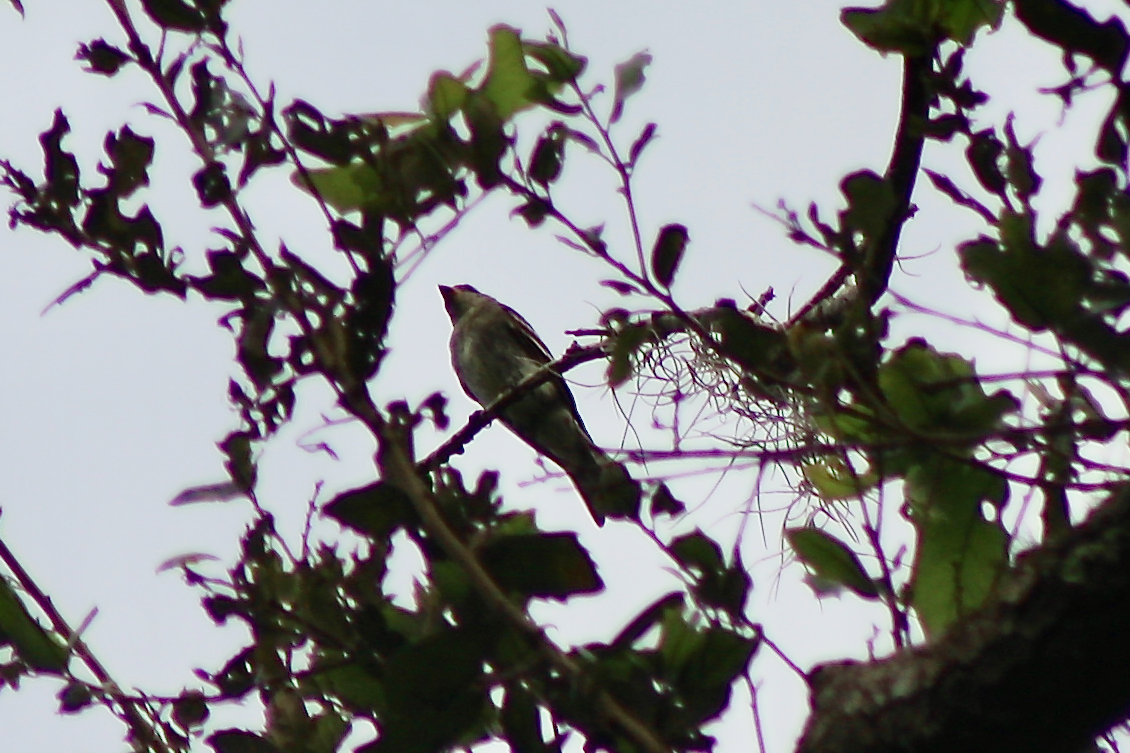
[438, 285, 458, 320]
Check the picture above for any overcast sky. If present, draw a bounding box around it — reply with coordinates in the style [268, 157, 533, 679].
[0, 1, 1119, 751]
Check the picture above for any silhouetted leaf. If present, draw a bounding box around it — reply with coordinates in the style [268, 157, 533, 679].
[628, 122, 657, 165]
[610, 50, 651, 123]
[57, 682, 93, 713]
[324, 482, 416, 541]
[193, 161, 231, 207]
[0, 578, 68, 673]
[480, 532, 603, 599]
[75, 39, 130, 76]
[650, 223, 689, 288]
[219, 431, 257, 493]
[787, 527, 879, 598]
[207, 729, 282, 753]
[1014, 0, 1129, 74]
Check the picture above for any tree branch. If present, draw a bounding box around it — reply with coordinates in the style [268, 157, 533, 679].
[798, 483, 1130, 753]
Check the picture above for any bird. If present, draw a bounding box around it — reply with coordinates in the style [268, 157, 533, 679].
[439, 284, 639, 525]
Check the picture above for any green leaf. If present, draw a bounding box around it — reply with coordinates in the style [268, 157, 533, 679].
[482, 25, 537, 120]
[298, 163, 384, 213]
[842, 2, 934, 55]
[843, 0, 1002, 54]
[628, 122, 658, 165]
[801, 457, 877, 500]
[1004, 115, 1042, 203]
[315, 661, 386, 713]
[966, 129, 1006, 196]
[670, 531, 724, 576]
[529, 125, 565, 186]
[610, 51, 652, 123]
[606, 322, 650, 388]
[500, 684, 550, 753]
[141, 0, 207, 33]
[58, 682, 93, 713]
[427, 72, 468, 121]
[650, 223, 689, 288]
[1014, 0, 1129, 74]
[323, 481, 416, 541]
[0, 578, 68, 673]
[207, 729, 283, 753]
[878, 339, 1018, 437]
[786, 527, 880, 599]
[840, 170, 896, 240]
[523, 40, 587, 82]
[219, 431, 257, 493]
[906, 455, 1009, 638]
[76, 39, 131, 76]
[479, 532, 603, 599]
[609, 591, 685, 651]
[172, 690, 210, 729]
[649, 482, 686, 517]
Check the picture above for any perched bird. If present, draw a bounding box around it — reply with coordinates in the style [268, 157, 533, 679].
[439, 284, 639, 525]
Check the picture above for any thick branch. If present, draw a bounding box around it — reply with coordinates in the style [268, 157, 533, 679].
[858, 54, 930, 307]
[798, 483, 1130, 753]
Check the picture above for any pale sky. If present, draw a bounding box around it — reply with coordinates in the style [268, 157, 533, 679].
[0, 1, 1113, 751]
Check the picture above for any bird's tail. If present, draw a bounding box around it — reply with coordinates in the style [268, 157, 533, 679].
[570, 453, 640, 526]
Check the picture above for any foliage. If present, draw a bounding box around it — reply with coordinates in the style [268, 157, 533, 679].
[4, 0, 1130, 752]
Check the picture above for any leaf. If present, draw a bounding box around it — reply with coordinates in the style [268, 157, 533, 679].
[600, 279, 639, 295]
[296, 163, 383, 213]
[839, 170, 896, 240]
[324, 481, 416, 541]
[39, 109, 80, 208]
[193, 161, 231, 207]
[650, 223, 689, 288]
[480, 532, 603, 599]
[104, 125, 155, 197]
[500, 684, 549, 753]
[878, 339, 1019, 436]
[219, 431, 257, 493]
[966, 129, 1006, 197]
[1004, 115, 1042, 203]
[628, 122, 658, 165]
[0, 578, 68, 673]
[842, 2, 934, 55]
[75, 39, 130, 76]
[523, 40, 586, 82]
[924, 168, 996, 224]
[58, 682, 93, 713]
[905, 456, 1009, 638]
[427, 72, 469, 120]
[801, 457, 877, 500]
[482, 25, 537, 120]
[609, 591, 685, 651]
[207, 729, 283, 753]
[786, 527, 880, 599]
[604, 322, 648, 388]
[141, 0, 207, 33]
[169, 481, 246, 506]
[842, 0, 1003, 54]
[610, 51, 652, 123]
[172, 690, 210, 729]
[1014, 0, 1129, 75]
[670, 531, 724, 576]
[529, 126, 565, 186]
[649, 482, 686, 516]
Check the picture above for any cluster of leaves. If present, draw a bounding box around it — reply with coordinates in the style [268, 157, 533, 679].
[0, 3, 758, 753]
[9, 0, 1130, 750]
[595, 0, 1130, 660]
